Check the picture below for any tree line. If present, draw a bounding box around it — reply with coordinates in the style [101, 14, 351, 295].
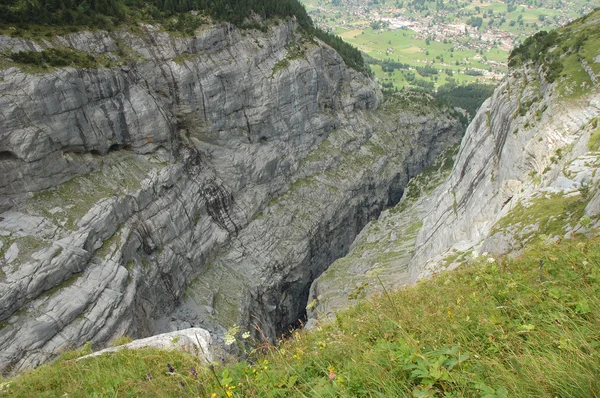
[0, 0, 369, 74]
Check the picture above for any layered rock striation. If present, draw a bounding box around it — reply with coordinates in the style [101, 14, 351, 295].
[307, 11, 600, 325]
[409, 57, 600, 278]
[0, 21, 462, 373]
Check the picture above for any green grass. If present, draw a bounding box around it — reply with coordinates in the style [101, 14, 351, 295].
[492, 192, 589, 240]
[6, 48, 109, 70]
[272, 58, 290, 75]
[340, 26, 505, 91]
[300, 0, 596, 92]
[4, 235, 599, 397]
[589, 119, 600, 151]
[508, 9, 600, 99]
[272, 40, 309, 75]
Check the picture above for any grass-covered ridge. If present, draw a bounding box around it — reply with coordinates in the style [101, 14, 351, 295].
[508, 9, 600, 97]
[2, 235, 599, 397]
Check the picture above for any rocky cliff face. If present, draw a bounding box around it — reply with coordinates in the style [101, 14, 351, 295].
[308, 11, 600, 325]
[409, 58, 600, 279]
[306, 143, 458, 322]
[0, 21, 462, 373]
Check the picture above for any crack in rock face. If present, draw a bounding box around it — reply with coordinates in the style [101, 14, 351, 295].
[0, 21, 463, 374]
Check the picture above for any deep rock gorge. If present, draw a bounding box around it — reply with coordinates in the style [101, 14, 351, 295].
[307, 12, 600, 324]
[0, 21, 462, 373]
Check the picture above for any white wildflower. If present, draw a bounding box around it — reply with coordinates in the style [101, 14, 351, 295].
[224, 324, 240, 346]
[487, 257, 495, 263]
[242, 331, 251, 339]
[224, 334, 236, 346]
[471, 250, 479, 259]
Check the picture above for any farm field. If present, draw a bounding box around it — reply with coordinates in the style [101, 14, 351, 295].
[301, 0, 598, 91]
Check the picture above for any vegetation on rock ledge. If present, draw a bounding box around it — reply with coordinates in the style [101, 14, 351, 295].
[508, 9, 600, 95]
[0, 0, 369, 74]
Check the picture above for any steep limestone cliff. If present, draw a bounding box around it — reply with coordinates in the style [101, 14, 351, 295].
[0, 21, 462, 373]
[307, 11, 600, 325]
[409, 13, 600, 278]
[306, 143, 458, 321]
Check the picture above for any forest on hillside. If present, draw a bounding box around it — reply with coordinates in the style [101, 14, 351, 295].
[0, 0, 369, 74]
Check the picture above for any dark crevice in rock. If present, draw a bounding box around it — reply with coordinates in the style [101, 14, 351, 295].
[0, 151, 19, 161]
[248, 183, 405, 340]
[202, 178, 239, 236]
[108, 143, 132, 152]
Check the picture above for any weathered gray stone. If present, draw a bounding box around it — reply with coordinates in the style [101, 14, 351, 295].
[409, 62, 600, 279]
[0, 21, 461, 374]
[78, 328, 215, 364]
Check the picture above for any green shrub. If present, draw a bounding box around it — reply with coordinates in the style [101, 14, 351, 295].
[10, 48, 99, 68]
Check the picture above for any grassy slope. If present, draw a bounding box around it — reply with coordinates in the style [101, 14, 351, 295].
[341, 26, 500, 89]
[2, 234, 599, 397]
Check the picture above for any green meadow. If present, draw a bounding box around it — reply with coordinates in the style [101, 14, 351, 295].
[301, 0, 597, 91]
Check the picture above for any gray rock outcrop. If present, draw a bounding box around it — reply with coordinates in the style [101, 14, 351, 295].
[0, 21, 462, 374]
[409, 53, 600, 278]
[78, 328, 215, 364]
[307, 14, 600, 326]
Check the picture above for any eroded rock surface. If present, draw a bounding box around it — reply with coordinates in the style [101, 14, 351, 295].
[78, 328, 215, 364]
[409, 63, 600, 279]
[0, 21, 462, 373]
[308, 13, 600, 326]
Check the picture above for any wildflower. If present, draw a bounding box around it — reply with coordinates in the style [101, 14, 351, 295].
[487, 257, 495, 263]
[224, 335, 236, 345]
[241, 331, 251, 339]
[211, 394, 217, 398]
[327, 365, 336, 379]
[471, 250, 479, 259]
[180, 381, 185, 388]
[224, 324, 240, 346]
[167, 363, 175, 373]
[145, 372, 152, 381]
[190, 367, 198, 378]
[226, 391, 233, 397]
